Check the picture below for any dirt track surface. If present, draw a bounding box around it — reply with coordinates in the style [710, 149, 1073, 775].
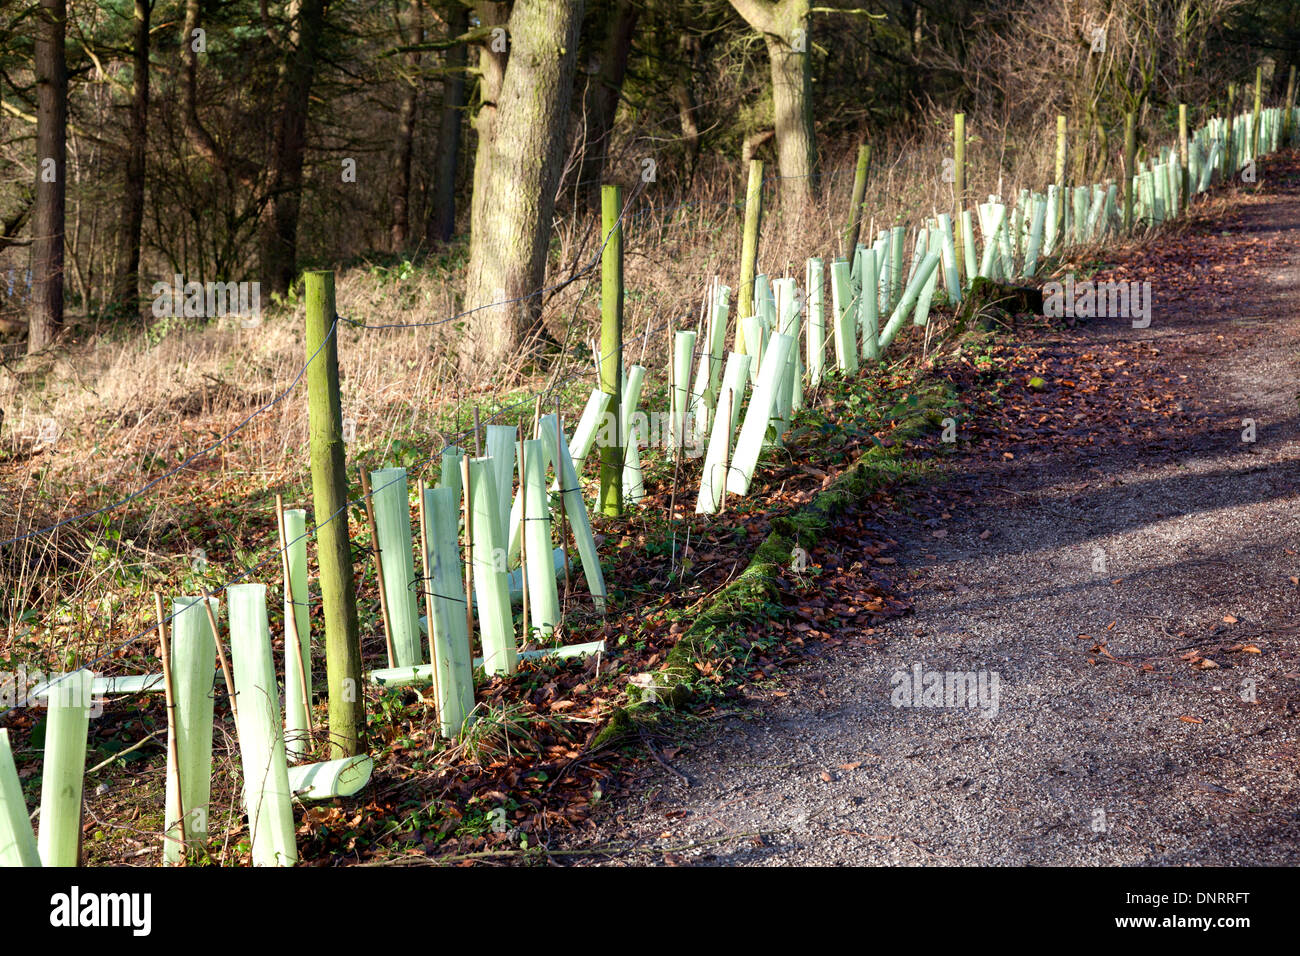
[561, 156, 1300, 866]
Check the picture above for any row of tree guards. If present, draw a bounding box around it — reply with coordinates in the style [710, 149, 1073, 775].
[2, 87, 1296, 868]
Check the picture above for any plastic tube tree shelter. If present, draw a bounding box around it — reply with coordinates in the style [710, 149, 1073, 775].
[163, 596, 218, 864]
[670, 330, 697, 453]
[568, 389, 611, 477]
[805, 259, 826, 387]
[938, 213, 960, 305]
[421, 485, 475, 736]
[888, 226, 906, 308]
[1023, 196, 1048, 277]
[878, 250, 941, 354]
[520, 438, 561, 637]
[36, 669, 91, 866]
[960, 209, 977, 279]
[538, 413, 608, 613]
[485, 425, 516, 534]
[468, 457, 518, 675]
[772, 278, 802, 436]
[228, 584, 297, 867]
[725, 332, 795, 498]
[620, 364, 647, 502]
[280, 509, 311, 763]
[690, 283, 729, 434]
[858, 247, 880, 361]
[287, 754, 374, 799]
[829, 258, 858, 374]
[0, 729, 40, 866]
[369, 468, 423, 668]
[696, 352, 752, 514]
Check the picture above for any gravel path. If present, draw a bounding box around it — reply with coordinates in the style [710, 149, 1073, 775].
[563, 165, 1300, 866]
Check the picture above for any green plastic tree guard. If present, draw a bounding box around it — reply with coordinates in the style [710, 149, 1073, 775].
[696, 352, 752, 514]
[287, 754, 373, 800]
[0, 729, 41, 866]
[726, 332, 795, 498]
[829, 258, 858, 374]
[468, 457, 517, 675]
[164, 596, 218, 863]
[878, 251, 941, 353]
[280, 510, 311, 763]
[485, 425, 516, 533]
[370, 467, 423, 667]
[889, 226, 906, 309]
[670, 330, 697, 453]
[806, 259, 826, 386]
[568, 389, 611, 477]
[228, 584, 297, 867]
[938, 213, 960, 304]
[859, 246, 880, 361]
[960, 209, 977, 278]
[36, 669, 91, 867]
[538, 413, 608, 613]
[520, 438, 561, 637]
[422, 485, 475, 735]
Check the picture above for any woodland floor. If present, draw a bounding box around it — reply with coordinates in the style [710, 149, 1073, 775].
[557, 155, 1300, 866]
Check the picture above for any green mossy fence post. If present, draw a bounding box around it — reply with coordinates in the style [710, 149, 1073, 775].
[1223, 83, 1237, 178]
[1054, 115, 1067, 238]
[599, 184, 624, 518]
[737, 159, 764, 350]
[953, 113, 966, 284]
[1252, 66, 1263, 158]
[304, 270, 364, 758]
[843, 142, 871, 254]
[1283, 65, 1297, 146]
[1123, 112, 1136, 232]
[1179, 104, 1190, 216]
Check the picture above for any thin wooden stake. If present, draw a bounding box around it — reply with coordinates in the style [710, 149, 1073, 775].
[155, 593, 187, 865]
[275, 493, 314, 738]
[201, 598, 238, 728]
[361, 469, 397, 669]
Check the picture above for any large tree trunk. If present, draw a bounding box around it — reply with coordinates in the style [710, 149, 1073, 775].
[466, 1, 510, 262]
[29, 0, 66, 353]
[730, 0, 816, 206]
[259, 0, 327, 297]
[462, 0, 585, 376]
[426, 0, 469, 244]
[576, 0, 639, 208]
[390, 0, 422, 251]
[111, 0, 150, 316]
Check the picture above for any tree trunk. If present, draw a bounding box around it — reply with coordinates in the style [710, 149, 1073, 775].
[29, 0, 66, 353]
[462, 0, 586, 376]
[426, 1, 469, 244]
[730, 0, 816, 205]
[390, 0, 422, 252]
[466, 1, 509, 264]
[576, 0, 639, 208]
[111, 0, 149, 316]
[259, 0, 327, 297]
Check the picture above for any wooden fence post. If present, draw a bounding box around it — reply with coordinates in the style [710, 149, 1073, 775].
[599, 185, 624, 518]
[1178, 104, 1190, 215]
[843, 142, 871, 254]
[737, 158, 764, 350]
[1123, 112, 1136, 232]
[304, 270, 364, 758]
[953, 113, 966, 284]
